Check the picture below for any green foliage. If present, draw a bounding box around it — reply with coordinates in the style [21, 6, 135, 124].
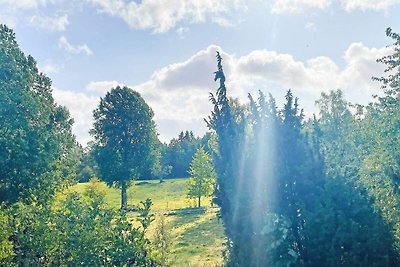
[150, 143, 172, 182]
[2, 189, 158, 266]
[206, 52, 254, 266]
[75, 143, 98, 183]
[207, 51, 399, 266]
[304, 90, 395, 266]
[152, 215, 171, 266]
[261, 213, 298, 267]
[355, 27, 400, 259]
[373, 27, 400, 96]
[0, 24, 78, 205]
[163, 130, 201, 178]
[0, 207, 13, 263]
[66, 179, 225, 266]
[137, 198, 155, 231]
[91, 86, 158, 209]
[187, 147, 216, 207]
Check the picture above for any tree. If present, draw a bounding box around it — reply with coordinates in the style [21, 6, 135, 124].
[163, 130, 201, 178]
[75, 143, 98, 183]
[305, 90, 395, 266]
[207, 52, 397, 266]
[187, 147, 216, 207]
[360, 28, 400, 258]
[150, 141, 171, 183]
[373, 27, 400, 97]
[206, 52, 248, 266]
[91, 86, 158, 209]
[0, 24, 78, 205]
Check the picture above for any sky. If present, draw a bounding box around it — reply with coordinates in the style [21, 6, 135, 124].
[1, 0, 399, 145]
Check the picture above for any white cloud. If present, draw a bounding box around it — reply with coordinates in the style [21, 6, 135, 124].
[0, 0, 50, 10]
[86, 80, 125, 93]
[271, 0, 400, 13]
[89, 0, 245, 33]
[39, 61, 62, 74]
[62, 42, 390, 145]
[137, 42, 391, 140]
[132, 43, 389, 140]
[236, 51, 338, 93]
[236, 43, 390, 96]
[0, 0, 53, 26]
[143, 45, 232, 92]
[271, 0, 332, 14]
[52, 87, 100, 146]
[341, 0, 400, 12]
[58, 36, 93, 56]
[29, 14, 69, 32]
[339, 42, 392, 91]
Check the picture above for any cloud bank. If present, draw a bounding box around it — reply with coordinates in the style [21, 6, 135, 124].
[89, 0, 245, 33]
[53, 42, 390, 145]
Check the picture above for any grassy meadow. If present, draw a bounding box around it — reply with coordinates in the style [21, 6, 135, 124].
[59, 178, 226, 266]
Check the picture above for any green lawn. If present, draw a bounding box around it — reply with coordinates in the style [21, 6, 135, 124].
[62, 178, 226, 266]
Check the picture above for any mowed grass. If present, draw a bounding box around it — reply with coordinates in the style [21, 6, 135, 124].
[61, 178, 226, 266]
[165, 208, 225, 266]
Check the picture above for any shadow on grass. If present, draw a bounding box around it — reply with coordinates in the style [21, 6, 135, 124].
[169, 209, 226, 266]
[178, 216, 222, 246]
[167, 207, 207, 227]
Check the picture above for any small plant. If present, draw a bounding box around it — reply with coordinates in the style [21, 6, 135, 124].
[152, 215, 171, 266]
[137, 198, 155, 231]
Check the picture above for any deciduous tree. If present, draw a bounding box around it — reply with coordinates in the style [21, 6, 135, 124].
[0, 24, 77, 205]
[91, 86, 158, 209]
[187, 147, 215, 207]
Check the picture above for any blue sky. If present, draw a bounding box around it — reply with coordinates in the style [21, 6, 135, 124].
[1, 0, 399, 145]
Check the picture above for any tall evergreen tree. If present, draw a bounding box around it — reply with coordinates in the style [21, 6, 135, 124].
[206, 52, 249, 265]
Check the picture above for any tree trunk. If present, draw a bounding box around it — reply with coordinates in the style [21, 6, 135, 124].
[198, 195, 201, 208]
[121, 180, 128, 210]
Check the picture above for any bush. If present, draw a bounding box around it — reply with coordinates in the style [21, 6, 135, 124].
[0, 208, 13, 264]
[2, 188, 160, 266]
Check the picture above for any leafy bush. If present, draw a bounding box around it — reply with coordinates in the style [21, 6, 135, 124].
[0, 208, 13, 263]
[2, 187, 160, 266]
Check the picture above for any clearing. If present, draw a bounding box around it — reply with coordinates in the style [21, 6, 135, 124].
[61, 178, 226, 266]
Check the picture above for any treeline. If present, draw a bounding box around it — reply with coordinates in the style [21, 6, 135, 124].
[161, 130, 213, 178]
[207, 28, 400, 266]
[78, 130, 212, 182]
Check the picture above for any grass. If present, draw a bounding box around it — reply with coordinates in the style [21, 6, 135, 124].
[61, 178, 226, 266]
[166, 208, 226, 266]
